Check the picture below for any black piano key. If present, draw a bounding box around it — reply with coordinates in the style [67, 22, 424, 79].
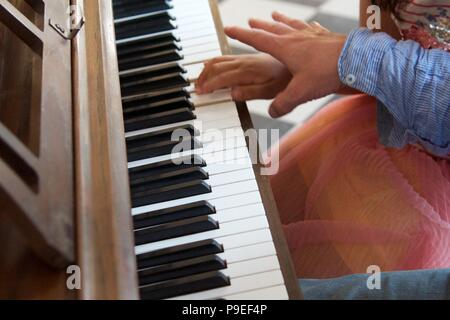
[120, 64, 185, 90]
[113, 0, 173, 20]
[134, 216, 219, 245]
[121, 74, 189, 97]
[127, 125, 198, 151]
[124, 107, 196, 133]
[122, 88, 189, 111]
[117, 33, 180, 57]
[115, 12, 176, 40]
[133, 201, 216, 229]
[127, 129, 201, 161]
[131, 166, 209, 195]
[131, 179, 211, 208]
[118, 46, 183, 71]
[123, 97, 194, 118]
[129, 154, 205, 184]
[131, 162, 207, 188]
[122, 86, 189, 105]
[127, 125, 198, 150]
[139, 271, 230, 300]
[139, 255, 227, 286]
[137, 239, 224, 270]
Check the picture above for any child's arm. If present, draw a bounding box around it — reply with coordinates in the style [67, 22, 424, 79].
[339, 28, 450, 157]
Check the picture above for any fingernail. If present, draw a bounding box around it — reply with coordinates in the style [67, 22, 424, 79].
[269, 107, 280, 118]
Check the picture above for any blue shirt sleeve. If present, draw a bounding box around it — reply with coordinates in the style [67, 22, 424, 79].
[338, 28, 450, 157]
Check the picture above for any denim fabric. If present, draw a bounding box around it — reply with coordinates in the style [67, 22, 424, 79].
[300, 269, 450, 300]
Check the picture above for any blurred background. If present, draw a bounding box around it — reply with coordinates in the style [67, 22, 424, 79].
[218, 0, 360, 149]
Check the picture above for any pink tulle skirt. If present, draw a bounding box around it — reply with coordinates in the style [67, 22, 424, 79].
[269, 94, 450, 279]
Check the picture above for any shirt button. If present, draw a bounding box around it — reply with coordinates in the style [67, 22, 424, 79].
[345, 74, 356, 86]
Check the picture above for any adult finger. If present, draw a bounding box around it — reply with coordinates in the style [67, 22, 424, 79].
[225, 26, 281, 57]
[269, 78, 308, 118]
[272, 11, 311, 31]
[231, 84, 276, 101]
[310, 21, 329, 32]
[248, 18, 295, 35]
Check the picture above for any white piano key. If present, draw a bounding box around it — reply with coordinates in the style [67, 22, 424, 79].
[178, 28, 218, 42]
[168, 270, 285, 300]
[196, 100, 238, 116]
[185, 63, 204, 82]
[207, 159, 253, 176]
[195, 100, 239, 120]
[224, 255, 281, 278]
[191, 89, 233, 106]
[180, 34, 220, 49]
[132, 179, 259, 215]
[208, 168, 255, 187]
[171, 3, 210, 15]
[182, 50, 222, 66]
[171, 0, 210, 6]
[203, 134, 247, 154]
[210, 191, 263, 211]
[182, 42, 221, 57]
[202, 126, 245, 143]
[219, 242, 276, 264]
[175, 21, 216, 38]
[176, 13, 214, 27]
[216, 203, 266, 224]
[225, 285, 289, 300]
[135, 215, 270, 254]
[220, 228, 272, 251]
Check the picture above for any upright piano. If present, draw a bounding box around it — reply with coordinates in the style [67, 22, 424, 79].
[0, 0, 301, 300]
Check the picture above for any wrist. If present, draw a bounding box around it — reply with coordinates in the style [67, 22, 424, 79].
[338, 28, 397, 95]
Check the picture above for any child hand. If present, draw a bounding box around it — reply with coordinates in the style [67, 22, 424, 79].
[195, 53, 292, 101]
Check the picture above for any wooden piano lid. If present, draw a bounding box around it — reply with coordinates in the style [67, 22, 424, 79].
[0, 0, 138, 300]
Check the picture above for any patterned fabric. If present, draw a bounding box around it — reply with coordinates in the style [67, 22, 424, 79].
[394, 0, 450, 51]
[338, 28, 450, 157]
[268, 2, 450, 281]
[269, 95, 450, 279]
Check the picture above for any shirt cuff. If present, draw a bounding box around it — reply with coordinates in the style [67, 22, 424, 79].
[338, 28, 397, 96]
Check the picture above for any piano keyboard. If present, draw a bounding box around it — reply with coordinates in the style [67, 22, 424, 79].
[112, 0, 289, 300]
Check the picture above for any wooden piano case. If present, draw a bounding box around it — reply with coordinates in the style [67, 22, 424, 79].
[0, 0, 301, 300]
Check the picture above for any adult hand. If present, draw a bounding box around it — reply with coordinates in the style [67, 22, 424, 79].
[225, 12, 347, 118]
